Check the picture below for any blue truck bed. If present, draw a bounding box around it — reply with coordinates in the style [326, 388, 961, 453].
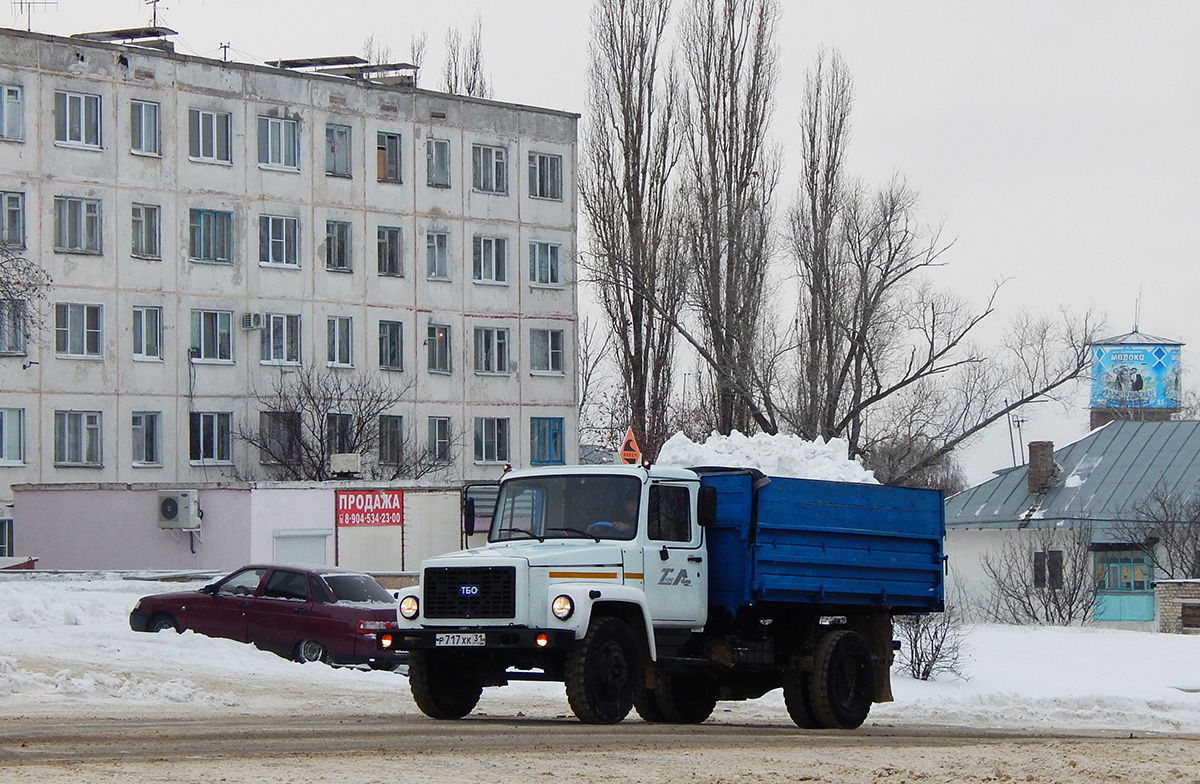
[700, 470, 945, 615]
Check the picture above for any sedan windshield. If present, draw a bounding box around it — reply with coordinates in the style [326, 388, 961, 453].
[490, 475, 640, 542]
[323, 574, 394, 604]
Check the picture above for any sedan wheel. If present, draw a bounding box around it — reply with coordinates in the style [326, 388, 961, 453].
[294, 639, 328, 664]
[149, 614, 178, 633]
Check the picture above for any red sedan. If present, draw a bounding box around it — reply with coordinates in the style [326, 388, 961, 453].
[129, 564, 404, 669]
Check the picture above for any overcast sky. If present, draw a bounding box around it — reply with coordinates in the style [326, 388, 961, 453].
[18, 1, 1200, 484]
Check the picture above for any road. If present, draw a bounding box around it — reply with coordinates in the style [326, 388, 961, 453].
[3, 713, 1198, 784]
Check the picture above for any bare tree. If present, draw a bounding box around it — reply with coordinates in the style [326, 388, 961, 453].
[581, 0, 685, 460]
[0, 243, 52, 352]
[980, 524, 1100, 625]
[441, 16, 491, 98]
[1110, 483, 1200, 580]
[361, 33, 392, 66]
[894, 589, 969, 681]
[677, 0, 781, 436]
[410, 32, 428, 86]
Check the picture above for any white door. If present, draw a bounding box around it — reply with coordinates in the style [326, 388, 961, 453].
[640, 484, 707, 625]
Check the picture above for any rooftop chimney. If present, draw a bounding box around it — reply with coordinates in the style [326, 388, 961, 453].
[1027, 441, 1055, 495]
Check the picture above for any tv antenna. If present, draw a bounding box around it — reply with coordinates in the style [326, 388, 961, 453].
[11, 0, 58, 32]
[145, 0, 167, 27]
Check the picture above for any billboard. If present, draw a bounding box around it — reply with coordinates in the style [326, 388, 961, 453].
[335, 489, 404, 527]
[1090, 343, 1181, 410]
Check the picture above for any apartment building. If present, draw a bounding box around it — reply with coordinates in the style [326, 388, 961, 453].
[0, 26, 580, 557]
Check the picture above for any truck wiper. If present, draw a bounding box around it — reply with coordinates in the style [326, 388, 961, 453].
[498, 528, 543, 542]
[546, 527, 601, 542]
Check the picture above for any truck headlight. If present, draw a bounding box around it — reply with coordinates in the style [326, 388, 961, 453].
[399, 595, 420, 620]
[551, 594, 574, 620]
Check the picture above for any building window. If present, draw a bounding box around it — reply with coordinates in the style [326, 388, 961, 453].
[130, 100, 160, 155]
[0, 518, 10, 557]
[530, 328, 564, 374]
[189, 411, 232, 463]
[530, 417, 564, 466]
[428, 416, 452, 463]
[377, 226, 404, 276]
[472, 236, 507, 283]
[188, 109, 232, 163]
[379, 414, 403, 466]
[262, 313, 301, 364]
[54, 410, 102, 466]
[529, 152, 563, 200]
[259, 411, 300, 464]
[54, 303, 102, 358]
[379, 320, 403, 370]
[325, 413, 354, 455]
[377, 131, 401, 182]
[529, 241, 562, 286]
[1, 191, 24, 246]
[131, 203, 160, 258]
[473, 327, 509, 374]
[474, 417, 509, 463]
[259, 215, 299, 266]
[0, 84, 22, 141]
[326, 220, 351, 271]
[0, 408, 23, 464]
[53, 196, 101, 253]
[190, 309, 232, 361]
[326, 123, 351, 176]
[132, 305, 162, 360]
[189, 209, 232, 264]
[1095, 549, 1154, 592]
[1032, 549, 1064, 590]
[131, 411, 160, 465]
[54, 90, 101, 147]
[327, 316, 353, 366]
[0, 299, 25, 355]
[427, 324, 451, 373]
[258, 115, 299, 168]
[427, 138, 450, 187]
[472, 144, 507, 194]
[426, 231, 449, 279]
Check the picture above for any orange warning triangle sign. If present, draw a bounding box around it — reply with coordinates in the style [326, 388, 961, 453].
[619, 427, 641, 465]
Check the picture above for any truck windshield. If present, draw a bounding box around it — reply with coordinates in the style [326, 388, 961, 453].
[490, 475, 641, 542]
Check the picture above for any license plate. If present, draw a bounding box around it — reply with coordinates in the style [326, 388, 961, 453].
[435, 632, 486, 647]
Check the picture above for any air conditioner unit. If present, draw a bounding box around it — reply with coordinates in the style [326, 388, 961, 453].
[158, 490, 201, 530]
[242, 312, 265, 330]
[329, 452, 362, 475]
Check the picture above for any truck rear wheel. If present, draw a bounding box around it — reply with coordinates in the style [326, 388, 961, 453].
[565, 617, 639, 724]
[408, 650, 483, 720]
[809, 630, 875, 729]
[633, 686, 666, 722]
[782, 670, 819, 728]
[656, 671, 718, 724]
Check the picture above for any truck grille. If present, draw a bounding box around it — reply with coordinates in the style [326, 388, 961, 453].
[423, 566, 516, 619]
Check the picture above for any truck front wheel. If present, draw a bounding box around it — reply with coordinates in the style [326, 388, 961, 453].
[565, 617, 639, 724]
[409, 650, 483, 720]
[809, 630, 875, 729]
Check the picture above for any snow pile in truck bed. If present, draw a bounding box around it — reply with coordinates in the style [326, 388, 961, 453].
[657, 430, 877, 483]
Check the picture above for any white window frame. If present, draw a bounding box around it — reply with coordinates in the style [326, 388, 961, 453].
[54, 410, 102, 466]
[326, 220, 351, 271]
[0, 408, 24, 465]
[261, 313, 301, 364]
[426, 231, 449, 279]
[530, 328, 565, 375]
[377, 225, 404, 276]
[327, 315, 353, 367]
[428, 416, 452, 464]
[0, 84, 22, 141]
[0, 299, 26, 355]
[379, 414, 404, 466]
[1, 191, 23, 247]
[474, 417, 509, 463]
[259, 411, 300, 465]
[189, 209, 233, 264]
[472, 236, 507, 284]
[189, 411, 232, 464]
[53, 196, 101, 253]
[130, 100, 160, 156]
[131, 203, 160, 258]
[473, 327, 510, 374]
[131, 410, 161, 466]
[190, 309, 233, 362]
[54, 90, 101, 148]
[259, 215, 299, 266]
[377, 131, 401, 182]
[379, 320, 403, 370]
[54, 303, 102, 358]
[529, 241, 562, 286]
[257, 115, 299, 169]
[427, 324, 451, 373]
[529, 152, 563, 200]
[427, 138, 451, 187]
[132, 305, 162, 360]
[472, 144, 507, 194]
[189, 109, 232, 164]
[325, 412, 354, 455]
[326, 123, 351, 176]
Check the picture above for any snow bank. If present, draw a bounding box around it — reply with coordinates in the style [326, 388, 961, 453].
[657, 430, 876, 483]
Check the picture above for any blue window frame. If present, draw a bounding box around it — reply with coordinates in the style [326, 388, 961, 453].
[530, 417, 564, 465]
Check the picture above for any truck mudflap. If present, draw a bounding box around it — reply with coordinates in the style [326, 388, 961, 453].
[398, 628, 576, 651]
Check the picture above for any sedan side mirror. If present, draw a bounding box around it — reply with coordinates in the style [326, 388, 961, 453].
[201, 584, 218, 595]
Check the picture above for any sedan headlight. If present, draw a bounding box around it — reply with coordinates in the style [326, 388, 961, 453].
[551, 594, 574, 621]
[399, 595, 420, 620]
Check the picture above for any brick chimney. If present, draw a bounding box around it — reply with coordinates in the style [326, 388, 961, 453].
[1027, 441, 1055, 494]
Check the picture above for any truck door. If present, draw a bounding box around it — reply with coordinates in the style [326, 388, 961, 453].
[641, 483, 707, 625]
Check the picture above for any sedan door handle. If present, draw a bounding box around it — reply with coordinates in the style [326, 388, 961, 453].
[237, 601, 250, 609]
[687, 556, 703, 563]
[293, 607, 307, 615]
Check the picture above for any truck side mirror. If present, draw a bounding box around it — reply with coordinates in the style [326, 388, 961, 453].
[463, 498, 477, 536]
[697, 486, 717, 528]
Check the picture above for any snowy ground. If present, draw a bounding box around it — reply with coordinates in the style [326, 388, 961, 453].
[2, 573, 1199, 734]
